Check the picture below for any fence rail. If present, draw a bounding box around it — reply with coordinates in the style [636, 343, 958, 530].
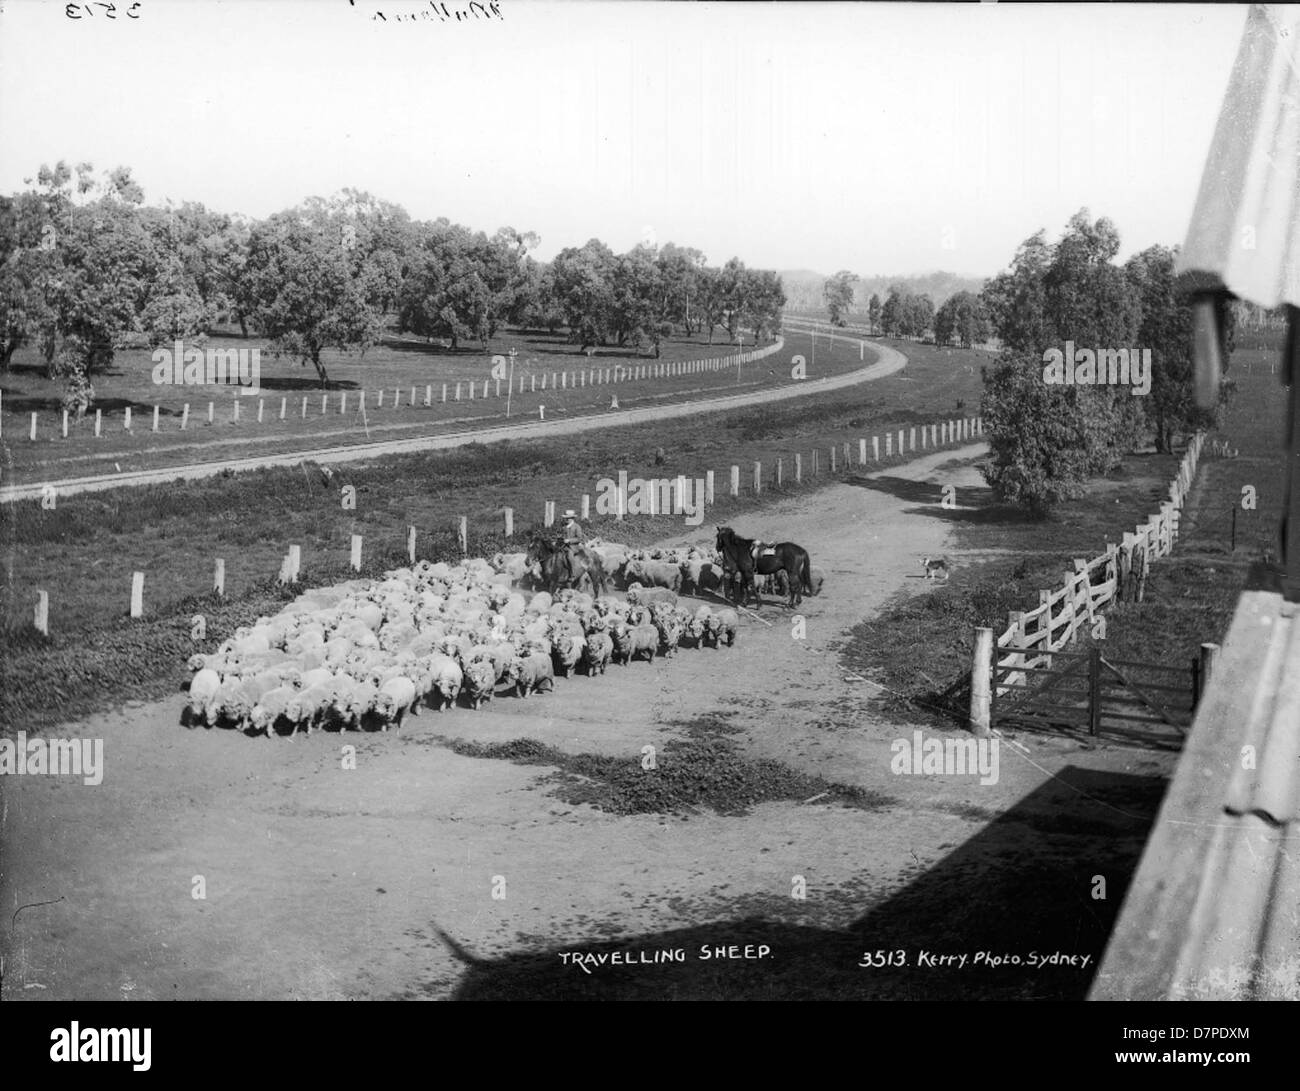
[3, 337, 790, 443]
[993, 432, 1205, 688]
[20, 412, 986, 635]
[968, 432, 1208, 736]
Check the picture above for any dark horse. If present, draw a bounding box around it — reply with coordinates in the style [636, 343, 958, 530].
[715, 526, 812, 608]
[526, 537, 610, 598]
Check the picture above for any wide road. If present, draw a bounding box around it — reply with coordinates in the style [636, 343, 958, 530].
[0, 342, 906, 503]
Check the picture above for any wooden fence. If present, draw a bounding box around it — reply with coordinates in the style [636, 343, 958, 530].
[968, 431, 1206, 733]
[4, 337, 786, 443]
[26, 413, 987, 634]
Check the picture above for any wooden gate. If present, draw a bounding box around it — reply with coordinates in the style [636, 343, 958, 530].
[992, 645, 1199, 743]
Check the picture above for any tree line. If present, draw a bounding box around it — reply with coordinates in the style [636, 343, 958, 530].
[0, 162, 786, 412]
[822, 271, 991, 348]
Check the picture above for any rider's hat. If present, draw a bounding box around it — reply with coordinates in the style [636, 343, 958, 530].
[564, 510, 577, 519]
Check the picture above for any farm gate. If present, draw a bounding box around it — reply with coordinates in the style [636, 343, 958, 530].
[991, 645, 1203, 746]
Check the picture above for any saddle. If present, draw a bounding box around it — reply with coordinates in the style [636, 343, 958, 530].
[749, 541, 777, 562]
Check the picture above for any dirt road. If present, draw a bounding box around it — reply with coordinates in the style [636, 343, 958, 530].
[0, 343, 906, 504]
[0, 440, 1169, 1000]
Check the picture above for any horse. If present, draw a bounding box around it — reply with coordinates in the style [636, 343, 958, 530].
[526, 536, 610, 598]
[714, 526, 813, 608]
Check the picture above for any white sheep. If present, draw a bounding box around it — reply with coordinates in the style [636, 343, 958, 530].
[376, 676, 418, 730]
[250, 685, 297, 736]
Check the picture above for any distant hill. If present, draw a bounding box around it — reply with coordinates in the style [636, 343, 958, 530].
[779, 270, 988, 316]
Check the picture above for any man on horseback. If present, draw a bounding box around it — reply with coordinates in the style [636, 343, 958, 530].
[558, 509, 583, 587]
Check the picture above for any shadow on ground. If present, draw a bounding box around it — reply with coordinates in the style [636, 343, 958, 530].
[414, 766, 1166, 1000]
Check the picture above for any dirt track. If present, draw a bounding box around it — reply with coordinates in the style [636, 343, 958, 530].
[0, 342, 906, 503]
[0, 440, 1170, 1000]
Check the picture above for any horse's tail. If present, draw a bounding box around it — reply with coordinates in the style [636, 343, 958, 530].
[801, 550, 813, 594]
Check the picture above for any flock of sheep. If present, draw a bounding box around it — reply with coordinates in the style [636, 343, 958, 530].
[182, 539, 744, 737]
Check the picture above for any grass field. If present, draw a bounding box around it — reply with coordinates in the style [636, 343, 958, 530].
[0, 333, 989, 730]
[0, 326, 871, 483]
[838, 332, 1290, 729]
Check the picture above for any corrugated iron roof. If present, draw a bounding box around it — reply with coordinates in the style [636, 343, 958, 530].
[1175, 4, 1300, 310]
[1094, 3, 1300, 1004]
[1090, 590, 1300, 1000]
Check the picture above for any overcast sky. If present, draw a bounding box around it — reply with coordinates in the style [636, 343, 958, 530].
[0, 1, 1248, 278]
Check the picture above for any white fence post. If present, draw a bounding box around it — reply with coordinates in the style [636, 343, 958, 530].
[730, 465, 740, 497]
[153, 405, 160, 432]
[181, 403, 190, 430]
[289, 545, 301, 582]
[34, 590, 49, 636]
[350, 535, 362, 572]
[581, 494, 590, 520]
[213, 558, 225, 596]
[859, 438, 867, 464]
[130, 572, 144, 618]
[459, 515, 468, 554]
[754, 461, 762, 495]
[408, 526, 417, 564]
[504, 507, 514, 537]
[795, 453, 803, 483]
[969, 627, 993, 737]
[705, 470, 715, 506]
